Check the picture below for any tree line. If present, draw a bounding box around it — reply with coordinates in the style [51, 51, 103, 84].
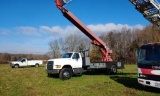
[49, 25, 160, 64]
[1, 25, 159, 64]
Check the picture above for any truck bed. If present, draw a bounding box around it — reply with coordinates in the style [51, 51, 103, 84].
[88, 61, 124, 69]
[27, 60, 43, 66]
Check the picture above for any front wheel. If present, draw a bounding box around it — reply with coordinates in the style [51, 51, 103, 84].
[14, 64, 19, 68]
[59, 68, 72, 80]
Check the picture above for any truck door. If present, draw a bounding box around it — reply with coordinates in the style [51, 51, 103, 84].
[20, 59, 27, 66]
[71, 53, 82, 68]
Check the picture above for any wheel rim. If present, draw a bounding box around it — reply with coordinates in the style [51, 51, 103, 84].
[63, 71, 70, 79]
[15, 65, 18, 68]
[112, 66, 116, 73]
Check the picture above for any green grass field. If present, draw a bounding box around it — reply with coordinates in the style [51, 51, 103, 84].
[0, 64, 160, 96]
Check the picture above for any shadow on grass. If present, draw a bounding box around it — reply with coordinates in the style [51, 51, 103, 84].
[83, 71, 160, 93]
[110, 75, 160, 93]
[83, 70, 137, 75]
[47, 74, 59, 79]
[12, 65, 45, 69]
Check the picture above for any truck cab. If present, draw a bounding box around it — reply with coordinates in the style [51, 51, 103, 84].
[10, 58, 28, 68]
[46, 52, 84, 80]
[137, 43, 160, 88]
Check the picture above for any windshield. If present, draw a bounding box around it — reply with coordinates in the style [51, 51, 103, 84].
[138, 44, 160, 64]
[61, 53, 73, 58]
[17, 58, 23, 61]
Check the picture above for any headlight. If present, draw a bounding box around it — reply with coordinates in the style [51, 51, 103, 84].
[139, 74, 147, 78]
[56, 65, 61, 68]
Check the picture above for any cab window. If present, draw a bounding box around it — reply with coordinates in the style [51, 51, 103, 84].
[72, 53, 79, 59]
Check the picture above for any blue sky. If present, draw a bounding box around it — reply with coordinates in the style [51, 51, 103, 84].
[0, 0, 153, 54]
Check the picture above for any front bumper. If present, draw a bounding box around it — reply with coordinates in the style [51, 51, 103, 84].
[10, 63, 14, 67]
[138, 78, 160, 88]
[46, 69, 60, 74]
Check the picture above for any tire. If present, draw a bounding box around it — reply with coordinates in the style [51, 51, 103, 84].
[59, 68, 72, 80]
[14, 64, 19, 68]
[110, 65, 117, 74]
[35, 64, 39, 67]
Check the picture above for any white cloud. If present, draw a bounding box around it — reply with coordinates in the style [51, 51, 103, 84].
[0, 29, 10, 35]
[87, 23, 144, 34]
[40, 25, 79, 36]
[0, 23, 144, 37]
[133, 24, 144, 29]
[40, 23, 144, 36]
[40, 26, 63, 35]
[0, 31, 9, 35]
[14, 26, 41, 36]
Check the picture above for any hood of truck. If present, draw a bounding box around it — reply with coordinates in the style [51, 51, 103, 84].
[48, 58, 74, 69]
[11, 61, 20, 64]
[49, 58, 72, 64]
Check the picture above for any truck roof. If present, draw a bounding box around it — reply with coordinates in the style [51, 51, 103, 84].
[48, 52, 81, 61]
[141, 42, 160, 48]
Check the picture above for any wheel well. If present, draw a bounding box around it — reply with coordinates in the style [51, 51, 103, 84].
[112, 64, 116, 67]
[15, 64, 19, 66]
[14, 64, 19, 68]
[62, 65, 72, 69]
[108, 64, 116, 69]
[61, 65, 73, 74]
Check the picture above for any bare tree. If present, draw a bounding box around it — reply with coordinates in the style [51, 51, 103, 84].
[49, 34, 91, 58]
[49, 40, 61, 58]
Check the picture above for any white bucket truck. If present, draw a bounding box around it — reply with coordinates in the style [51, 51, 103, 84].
[46, 51, 124, 80]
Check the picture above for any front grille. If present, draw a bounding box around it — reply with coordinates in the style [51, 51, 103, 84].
[47, 61, 54, 70]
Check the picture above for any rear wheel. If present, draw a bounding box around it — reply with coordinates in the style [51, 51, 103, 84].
[35, 64, 39, 67]
[59, 68, 72, 80]
[110, 65, 117, 74]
